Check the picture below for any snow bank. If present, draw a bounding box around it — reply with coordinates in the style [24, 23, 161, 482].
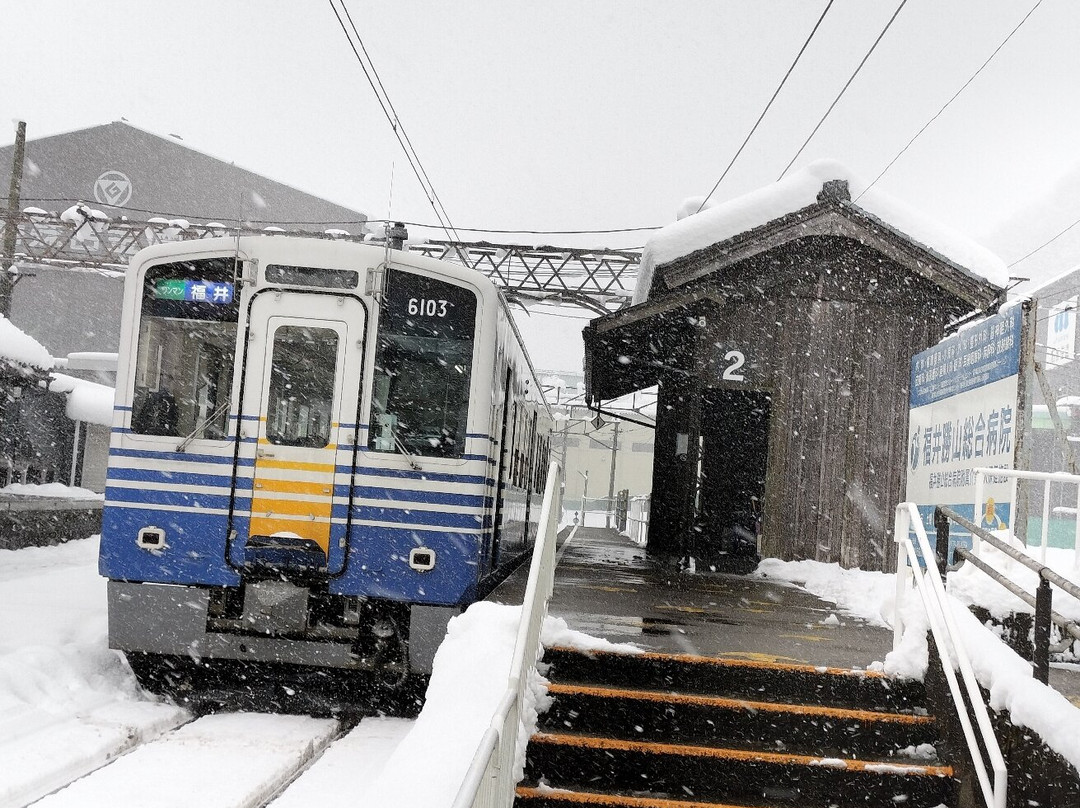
[541, 615, 642, 655]
[634, 159, 1007, 304]
[0, 537, 186, 804]
[0, 482, 103, 500]
[948, 541, 1080, 624]
[48, 372, 115, 426]
[755, 557, 896, 628]
[0, 314, 53, 370]
[364, 601, 526, 808]
[364, 599, 641, 808]
[758, 555, 1080, 770]
[948, 598, 1080, 772]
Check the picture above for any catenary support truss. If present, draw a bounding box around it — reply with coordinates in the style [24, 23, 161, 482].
[1, 210, 641, 313]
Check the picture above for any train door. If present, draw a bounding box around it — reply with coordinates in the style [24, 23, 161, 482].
[489, 367, 514, 570]
[233, 291, 365, 577]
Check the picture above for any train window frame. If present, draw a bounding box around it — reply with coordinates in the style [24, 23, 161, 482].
[265, 324, 340, 449]
[368, 269, 479, 460]
[130, 259, 240, 440]
[265, 264, 359, 290]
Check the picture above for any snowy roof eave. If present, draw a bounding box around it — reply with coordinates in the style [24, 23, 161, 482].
[0, 315, 54, 372]
[634, 160, 1008, 305]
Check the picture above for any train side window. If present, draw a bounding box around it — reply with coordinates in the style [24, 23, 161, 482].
[266, 326, 338, 448]
[370, 270, 478, 458]
[131, 259, 239, 438]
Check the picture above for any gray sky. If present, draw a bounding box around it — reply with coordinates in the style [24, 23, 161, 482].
[5, 1, 1080, 368]
[6, 2, 1078, 246]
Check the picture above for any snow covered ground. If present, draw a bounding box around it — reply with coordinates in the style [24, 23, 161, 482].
[0, 538, 186, 807]
[0, 532, 627, 807]
[2, 530, 1078, 805]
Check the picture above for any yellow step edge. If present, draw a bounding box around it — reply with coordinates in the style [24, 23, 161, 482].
[255, 459, 337, 473]
[515, 785, 768, 808]
[546, 683, 933, 725]
[548, 646, 886, 679]
[531, 732, 953, 778]
[252, 478, 334, 496]
[249, 497, 333, 518]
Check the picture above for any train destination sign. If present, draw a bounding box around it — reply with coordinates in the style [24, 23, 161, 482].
[153, 278, 234, 305]
[905, 304, 1026, 562]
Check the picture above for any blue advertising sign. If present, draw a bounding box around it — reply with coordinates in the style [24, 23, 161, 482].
[906, 306, 1025, 564]
[910, 305, 1022, 408]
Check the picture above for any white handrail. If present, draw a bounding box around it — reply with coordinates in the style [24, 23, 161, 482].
[626, 494, 650, 546]
[894, 502, 1007, 808]
[452, 461, 563, 808]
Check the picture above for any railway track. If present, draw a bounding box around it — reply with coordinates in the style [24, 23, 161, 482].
[7, 710, 413, 807]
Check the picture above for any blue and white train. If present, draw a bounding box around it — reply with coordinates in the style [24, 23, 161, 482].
[99, 235, 553, 702]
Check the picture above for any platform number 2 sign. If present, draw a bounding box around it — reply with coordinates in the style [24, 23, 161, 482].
[722, 350, 746, 382]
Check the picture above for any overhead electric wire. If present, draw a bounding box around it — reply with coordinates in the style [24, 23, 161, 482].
[326, 0, 463, 243]
[856, 0, 1045, 202]
[1008, 213, 1080, 270]
[336, 1, 462, 243]
[777, 0, 910, 181]
[695, 0, 835, 214]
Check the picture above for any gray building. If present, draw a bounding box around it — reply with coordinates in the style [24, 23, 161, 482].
[1, 121, 370, 356]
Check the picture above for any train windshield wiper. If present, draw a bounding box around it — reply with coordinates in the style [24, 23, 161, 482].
[176, 399, 232, 453]
[371, 398, 423, 471]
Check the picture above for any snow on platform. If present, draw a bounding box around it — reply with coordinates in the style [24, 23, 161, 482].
[0, 701, 184, 808]
[270, 717, 413, 807]
[36, 713, 338, 808]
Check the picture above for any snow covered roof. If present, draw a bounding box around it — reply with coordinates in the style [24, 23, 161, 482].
[634, 160, 1008, 304]
[0, 314, 54, 372]
[0, 316, 113, 425]
[48, 373, 115, 427]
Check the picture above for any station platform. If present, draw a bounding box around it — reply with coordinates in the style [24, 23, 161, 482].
[491, 524, 1080, 704]
[491, 525, 892, 671]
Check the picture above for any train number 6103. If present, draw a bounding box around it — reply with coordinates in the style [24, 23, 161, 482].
[407, 297, 449, 317]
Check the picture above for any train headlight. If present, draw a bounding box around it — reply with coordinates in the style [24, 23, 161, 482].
[408, 547, 436, 572]
[136, 526, 166, 550]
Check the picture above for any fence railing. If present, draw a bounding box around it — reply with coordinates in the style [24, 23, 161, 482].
[626, 494, 650, 547]
[893, 502, 1007, 808]
[973, 466, 1080, 568]
[452, 461, 562, 808]
[936, 504, 1080, 685]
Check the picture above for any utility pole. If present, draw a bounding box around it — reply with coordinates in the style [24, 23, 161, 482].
[606, 421, 620, 529]
[2, 120, 27, 318]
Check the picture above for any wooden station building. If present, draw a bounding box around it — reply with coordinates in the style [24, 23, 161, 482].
[584, 166, 1006, 571]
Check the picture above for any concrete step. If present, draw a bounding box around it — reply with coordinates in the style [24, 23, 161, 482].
[516, 784, 780, 808]
[522, 731, 957, 808]
[539, 682, 940, 760]
[542, 647, 924, 714]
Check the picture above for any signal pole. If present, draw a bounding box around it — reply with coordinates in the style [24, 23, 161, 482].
[2, 120, 27, 318]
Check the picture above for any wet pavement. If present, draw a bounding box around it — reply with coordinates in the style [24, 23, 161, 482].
[489, 525, 1080, 704]
[491, 525, 894, 671]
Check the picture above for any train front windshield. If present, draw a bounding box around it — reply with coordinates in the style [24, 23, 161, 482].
[370, 270, 477, 458]
[130, 259, 240, 440]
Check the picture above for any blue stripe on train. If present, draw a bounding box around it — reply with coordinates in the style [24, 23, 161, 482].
[107, 486, 489, 531]
[351, 505, 485, 529]
[346, 486, 486, 508]
[356, 466, 493, 486]
[109, 448, 255, 466]
[106, 485, 234, 511]
[108, 466, 254, 490]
